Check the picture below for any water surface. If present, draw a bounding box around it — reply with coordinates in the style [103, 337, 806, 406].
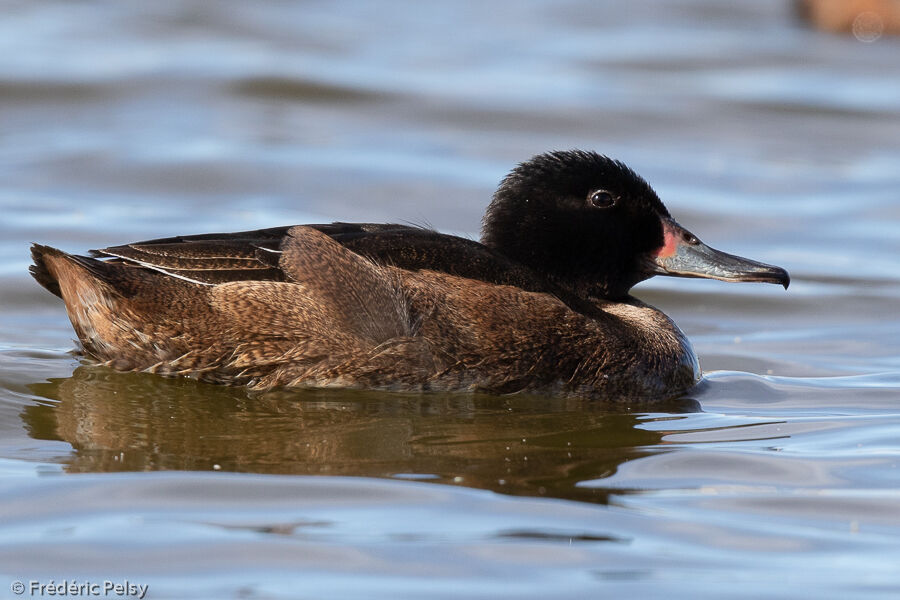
[2, 1, 900, 598]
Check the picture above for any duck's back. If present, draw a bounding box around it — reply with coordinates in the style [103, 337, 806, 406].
[89, 222, 557, 293]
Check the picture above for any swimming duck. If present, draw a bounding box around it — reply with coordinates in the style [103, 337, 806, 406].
[30, 150, 789, 400]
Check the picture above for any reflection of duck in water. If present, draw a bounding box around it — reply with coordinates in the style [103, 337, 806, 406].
[30, 151, 788, 400]
[25, 367, 698, 501]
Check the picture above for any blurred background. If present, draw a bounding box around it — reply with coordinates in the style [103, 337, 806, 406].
[1, 1, 900, 599]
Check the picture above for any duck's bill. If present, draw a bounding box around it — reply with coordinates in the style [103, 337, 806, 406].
[648, 219, 790, 289]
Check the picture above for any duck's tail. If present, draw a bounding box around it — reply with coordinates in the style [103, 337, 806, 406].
[30, 243, 137, 363]
[30, 244, 69, 298]
[30, 244, 117, 299]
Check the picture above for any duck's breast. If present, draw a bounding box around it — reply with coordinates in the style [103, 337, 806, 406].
[397, 269, 700, 399]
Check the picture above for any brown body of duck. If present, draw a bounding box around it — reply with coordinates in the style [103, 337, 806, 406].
[30, 151, 789, 401]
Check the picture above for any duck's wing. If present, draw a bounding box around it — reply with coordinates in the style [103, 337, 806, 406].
[330, 225, 556, 291]
[89, 223, 420, 285]
[91, 222, 554, 291]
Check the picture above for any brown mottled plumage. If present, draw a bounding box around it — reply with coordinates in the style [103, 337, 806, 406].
[30, 151, 789, 400]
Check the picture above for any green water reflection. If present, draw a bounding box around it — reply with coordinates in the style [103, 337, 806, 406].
[23, 366, 701, 503]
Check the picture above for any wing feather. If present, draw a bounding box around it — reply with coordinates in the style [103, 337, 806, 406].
[86, 221, 563, 296]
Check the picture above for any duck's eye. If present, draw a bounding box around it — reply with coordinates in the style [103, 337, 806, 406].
[589, 190, 616, 209]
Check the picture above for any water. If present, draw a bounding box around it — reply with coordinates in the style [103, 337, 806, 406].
[2, 0, 900, 598]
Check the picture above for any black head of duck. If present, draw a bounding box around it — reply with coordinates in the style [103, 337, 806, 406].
[30, 150, 789, 401]
[483, 150, 788, 299]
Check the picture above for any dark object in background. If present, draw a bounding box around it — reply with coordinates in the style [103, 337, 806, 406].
[796, 0, 900, 39]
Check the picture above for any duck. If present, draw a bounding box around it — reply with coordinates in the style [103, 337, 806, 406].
[30, 150, 789, 401]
